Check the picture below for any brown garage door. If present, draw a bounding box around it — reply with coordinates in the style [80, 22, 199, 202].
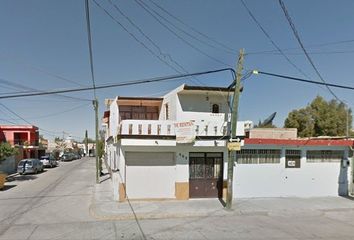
[189, 152, 223, 198]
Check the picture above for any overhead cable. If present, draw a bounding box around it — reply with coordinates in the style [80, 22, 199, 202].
[134, 0, 232, 67]
[278, 0, 341, 101]
[106, 0, 231, 108]
[240, 0, 309, 79]
[144, 0, 235, 55]
[85, 0, 98, 99]
[148, 0, 238, 54]
[254, 70, 354, 91]
[0, 68, 236, 100]
[247, 38, 354, 55]
[0, 78, 91, 102]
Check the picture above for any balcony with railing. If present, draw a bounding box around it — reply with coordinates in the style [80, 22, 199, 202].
[118, 119, 237, 138]
[8, 140, 39, 147]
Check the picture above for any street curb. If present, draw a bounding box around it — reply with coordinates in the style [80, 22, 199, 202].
[89, 202, 234, 221]
[5, 172, 18, 181]
[89, 198, 354, 221]
[89, 180, 234, 221]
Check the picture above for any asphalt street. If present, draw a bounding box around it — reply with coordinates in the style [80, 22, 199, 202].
[1, 157, 354, 240]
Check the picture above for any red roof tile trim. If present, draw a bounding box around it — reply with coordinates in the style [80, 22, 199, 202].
[245, 138, 354, 147]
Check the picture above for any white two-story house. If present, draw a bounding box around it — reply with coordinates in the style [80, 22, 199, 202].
[103, 84, 252, 201]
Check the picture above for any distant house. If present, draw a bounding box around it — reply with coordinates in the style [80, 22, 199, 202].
[0, 125, 43, 173]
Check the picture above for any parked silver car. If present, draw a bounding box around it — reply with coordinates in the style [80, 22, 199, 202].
[17, 159, 44, 174]
[61, 153, 74, 161]
[40, 155, 57, 168]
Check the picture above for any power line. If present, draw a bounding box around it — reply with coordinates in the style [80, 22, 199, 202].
[105, 0, 229, 106]
[246, 38, 354, 55]
[0, 103, 90, 121]
[0, 53, 87, 87]
[85, 0, 97, 99]
[104, 0, 201, 86]
[134, 0, 232, 67]
[144, 0, 235, 55]
[254, 70, 354, 91]
[92, 0, 198, 84]
[148, 0, 238, 54]
[0, 103, 85, 140]
[278, 0, 341, 102]
[0, 68, 236, 100]
[0, 103, 63, 138]
[0, 78, 91, 102]
[248, 49, 354, 56]
[240, 0, 310, 79]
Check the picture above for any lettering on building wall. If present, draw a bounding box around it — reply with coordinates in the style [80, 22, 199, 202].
[174, 121, 195, 144]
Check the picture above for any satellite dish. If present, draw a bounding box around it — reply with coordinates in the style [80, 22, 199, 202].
[262, 112, 277, 126]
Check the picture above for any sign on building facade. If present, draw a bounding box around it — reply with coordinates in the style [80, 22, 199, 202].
[174, 121, 195, 144]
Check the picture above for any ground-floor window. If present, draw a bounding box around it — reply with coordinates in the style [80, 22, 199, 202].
[236, 149, 281, 164]
[285, 150, 301, 168]
[306, 150, 344, 163]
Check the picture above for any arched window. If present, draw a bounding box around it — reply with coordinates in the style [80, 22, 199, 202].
[212, 104, 219, 113]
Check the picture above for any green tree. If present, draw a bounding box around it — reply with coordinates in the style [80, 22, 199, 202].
[0, 142, 18, 162]
[284, 96, 352, 137]
[97, 140, 104, 159]
[82, 138, 95, 144]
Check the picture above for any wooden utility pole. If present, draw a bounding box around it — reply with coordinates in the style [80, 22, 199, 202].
[226, 49, 244, 210]
[85, 0, 99, 184]
[85, 130, 88, 156]
[94, 99, 99, 184]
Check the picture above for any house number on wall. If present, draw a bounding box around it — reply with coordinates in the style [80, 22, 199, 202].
[287, 160, 296, 167]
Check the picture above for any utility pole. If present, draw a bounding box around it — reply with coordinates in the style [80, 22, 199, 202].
[226, 49, 244, 210]
[85, 130, 88, 156]
[93, 99, 99, 184]
[346, 105, 349, 139]
[85, 0, 99, 184]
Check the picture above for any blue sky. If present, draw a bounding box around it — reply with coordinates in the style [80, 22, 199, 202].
[0, 0, 353, 141]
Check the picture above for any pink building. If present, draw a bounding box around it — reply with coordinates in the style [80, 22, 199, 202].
[0, 125, 40, 159]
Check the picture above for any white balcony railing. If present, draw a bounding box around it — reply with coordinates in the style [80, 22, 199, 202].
[118, 119, 238, 137]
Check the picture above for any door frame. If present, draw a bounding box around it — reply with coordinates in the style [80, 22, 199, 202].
[189, 152, 224, 198]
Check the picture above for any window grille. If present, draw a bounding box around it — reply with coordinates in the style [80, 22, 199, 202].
[307, 150, 344, 163]
[236, 149, 280, 164]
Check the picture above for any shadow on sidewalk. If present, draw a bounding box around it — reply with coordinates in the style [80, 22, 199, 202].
[100, 175, 111, 183]
[341, 195, 354, 201]
[218, 198, 226, 207]
[1, 184, 16, 191]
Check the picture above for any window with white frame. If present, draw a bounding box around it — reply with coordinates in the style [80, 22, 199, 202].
[237, 149, 281, 164]
[306, 150, 344, 163]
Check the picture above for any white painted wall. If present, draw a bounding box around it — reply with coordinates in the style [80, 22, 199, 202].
[160, 85, 183, 121]
[109, 97, 119, 137]
[125, 152, 176, 199]
[233, 146, 350, 198]
[177, 91, 229, 117]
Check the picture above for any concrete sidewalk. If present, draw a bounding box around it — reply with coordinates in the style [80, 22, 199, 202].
[90, 174, 354, 221]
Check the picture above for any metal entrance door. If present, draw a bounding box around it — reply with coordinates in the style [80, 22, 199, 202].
[189, 152, 223, 198]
